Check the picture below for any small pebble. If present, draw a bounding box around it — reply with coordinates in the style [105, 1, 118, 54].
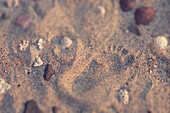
[95, 6, 106, 16]
[120, 0, 136, 11]
[60, 36, 73, 49]
[43, 64, 55, 81]
[15, 14, 32, 29]
[135, 7, 155, 25]
[0, 12, 10, 20]
[24, 100, 42, 113]
[128, 24, 140, 36]
[118, 89, 129, 104]
[153, 36, 168, 49]
[0, 78, 11, 94]
[34, 56, 43, 67]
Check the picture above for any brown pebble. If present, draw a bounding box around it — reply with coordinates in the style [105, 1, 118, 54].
[24, 100, 42, 113]
[43, 64, 55, 81]
[15, 14, 32, 29]
[120, 0, 136, 11]
[135, 7, 155, 25]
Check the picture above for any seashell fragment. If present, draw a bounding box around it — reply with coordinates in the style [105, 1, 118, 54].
[37, 38, 45, 50]
[118, 89, 129, 104]
[60, 36, 73, 50]
[95, 6, 106, 16]
[0, 78, 11, 94]
[34, 56, 43, 67]
[19, 40, 29, 51]
[153, 36, 168, 49]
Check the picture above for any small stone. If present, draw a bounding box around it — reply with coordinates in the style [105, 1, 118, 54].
[60, 36, 73, 49]
[43, 64, 55, 81]
[128, 24, 140, 36]
[1, 12, 10, 20]
[24, 100, 42, 113]
[0, 78, 11, 94]
[15, 14, 32, 29]
[95, 6, 106, 16]
[34, 56, 43, 67]
[135, 7, 155, 25]
[118, 89, 129, 104]
[153, 36, 168, 49]
[120, 0, 136, 11]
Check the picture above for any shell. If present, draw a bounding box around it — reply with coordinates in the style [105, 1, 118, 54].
[153, 36, 168, 49]
[118, 89, 129, 104]
[34, 56, 43, 67]
[37, 38, 45, 50]
[95, 6, 106, 16]
[60, 36, 73, 49]
[19, 40, 29, 51]
[0, 78, 11, 94]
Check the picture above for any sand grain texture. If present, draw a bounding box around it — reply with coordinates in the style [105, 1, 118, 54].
[0, 0, 169, 113]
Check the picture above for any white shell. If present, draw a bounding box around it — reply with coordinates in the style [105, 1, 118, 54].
[0, 78, 11, 94]
[95, 6, 106, 16]
[118, 89, 129, 104]
[153, 36, 168, 49]
[34, 56, 43, 67]
[19, 40, 29, 51]
[60, 36, 73, 49]
[37, 38, 45, 50]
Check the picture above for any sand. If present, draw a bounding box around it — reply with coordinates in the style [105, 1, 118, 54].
[0, 0, 169, 113]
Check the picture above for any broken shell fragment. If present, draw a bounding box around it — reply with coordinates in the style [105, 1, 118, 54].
[95, 6, 106, 16]
[118, 89, 129, 104]
[153, 36, 168, 49]
[34, 56, 43, 67]
[0, 78, 11, 94]
[60, 36, 73, 49]
[19, 40, 29, 51]
[37, 38, 45, 50]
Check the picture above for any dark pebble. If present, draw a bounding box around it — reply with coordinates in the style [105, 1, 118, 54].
[15, 14, 32, 29]
[120, 0, 136, 11]
[52, 106, 59, 113]
[128, 24, 140, 36]
[135, 7, 155, 25]
[0, 12, 10, 19]
[43, 64, 55, 81]
[24, 100, 42, 113]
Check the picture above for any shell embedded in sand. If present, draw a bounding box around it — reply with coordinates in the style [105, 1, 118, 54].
[60, 36, 73, 49]
[0, 78, 11, 94]
[153, 36, 168, 49]
[37, 38, 45, 50]
[19, 40, 29, 51]
[118, 89, 129, 104]
[95, 6, 106, 16]
[34, 56, 43, 67]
